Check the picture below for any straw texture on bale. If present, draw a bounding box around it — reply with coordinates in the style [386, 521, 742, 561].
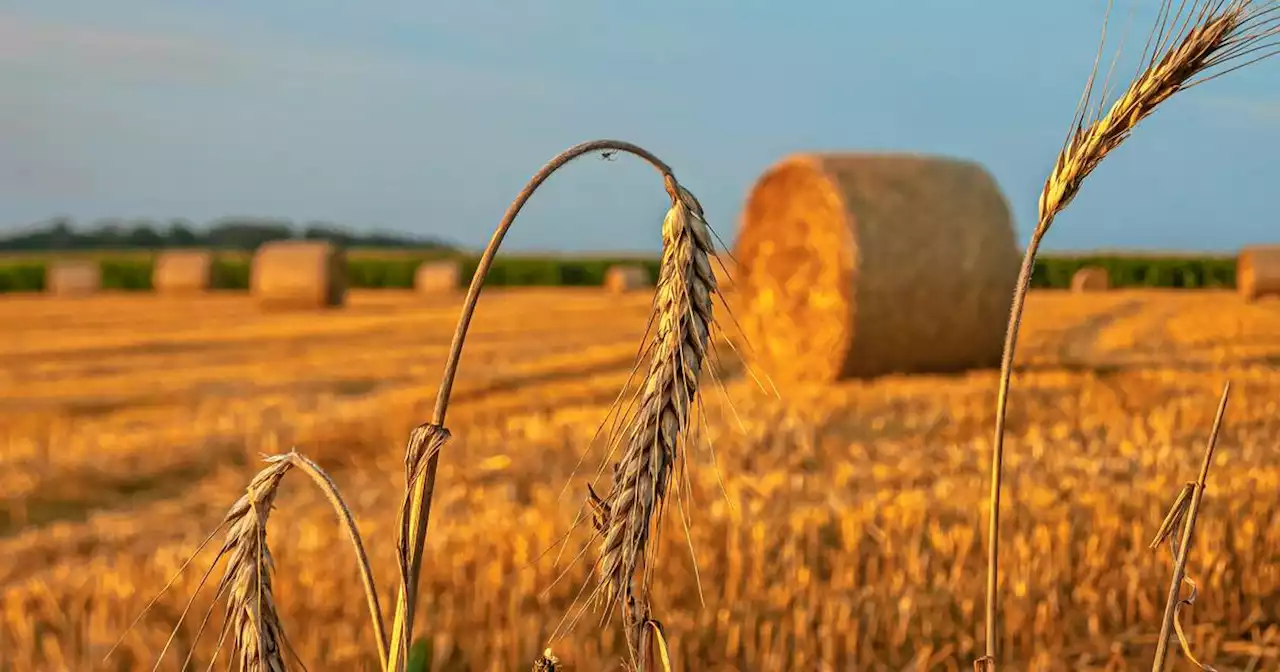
[1071, 266, 1110, 293]
[734, 152, 1020, 382]
[45, 260, 101, 297]
[603, 264, 651, 293]
[152, 249, 214, 294]
[413, 259, 461, 295]
[250, 240, 346, 310]
[1237, 245, 1280, 302]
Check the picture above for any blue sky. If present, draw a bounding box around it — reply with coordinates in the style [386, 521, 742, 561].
[1, 0, 1277, 253]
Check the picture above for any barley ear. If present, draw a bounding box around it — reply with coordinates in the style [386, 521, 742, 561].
[387, 140, 691, 672]
[980, 2, 1280, 665]
[595, 176, 716, 660]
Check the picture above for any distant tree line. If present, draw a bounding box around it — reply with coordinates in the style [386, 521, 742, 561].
[0, 217, 455, 252]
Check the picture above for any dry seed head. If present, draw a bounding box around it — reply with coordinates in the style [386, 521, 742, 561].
[596, 181, 715, 629]
[216, 455, 292, 672]
[1039, 0, 1280, 226]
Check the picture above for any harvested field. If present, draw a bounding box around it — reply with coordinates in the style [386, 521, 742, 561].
[1, 288, 1279, 670]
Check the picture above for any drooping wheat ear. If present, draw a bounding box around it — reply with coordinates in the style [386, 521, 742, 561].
[217, 454, 292, 672]
[386, 140, 693, 672]
[979, 2, 1280, 668]
[595, 176, 715, 649]
[134, 450, 386, 672]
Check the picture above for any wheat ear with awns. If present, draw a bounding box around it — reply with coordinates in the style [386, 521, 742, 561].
[130, 141, 710, 672]
[591, 175, 716, 654]
[377, 141, 714, 672]
[977, 1, 1280, 669]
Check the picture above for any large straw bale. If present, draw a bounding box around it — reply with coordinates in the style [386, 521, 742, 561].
[250, 240, 346, 310]
[152, 249, 215, 294]
[1070, 266, 1110, 292]
[414, 259, 462, 295]
[734, 152, 1020, 383]
[45, 260, 101, 297]
[603, 264, 652, 293]
[1237, 245, 1280, 302]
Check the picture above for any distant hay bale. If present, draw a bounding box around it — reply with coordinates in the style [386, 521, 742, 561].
[1070, 266, 1110, 292]
[1237, 245, 1280, 301]
[45, 260, 101, 297]
[734, 152, 1020, 383]
[603, 264, 651, 293]
[414, 259, 461, 295]
[152, 249, 214, 294]
[250, 240, 346, 310]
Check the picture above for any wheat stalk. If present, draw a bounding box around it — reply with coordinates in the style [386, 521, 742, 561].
[593, 177, 715, 653]
[387, 141, 706, 672]
[1149, 382, 1232, 672]
[979, 1, 1280, 668]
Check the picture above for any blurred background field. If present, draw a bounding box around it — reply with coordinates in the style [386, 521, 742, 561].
[1, 287, 1278, 670]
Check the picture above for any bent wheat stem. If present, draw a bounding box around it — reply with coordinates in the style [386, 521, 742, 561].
[389, 140, 698, 672]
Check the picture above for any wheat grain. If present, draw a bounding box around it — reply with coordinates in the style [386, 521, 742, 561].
[594, 177, 715, 653]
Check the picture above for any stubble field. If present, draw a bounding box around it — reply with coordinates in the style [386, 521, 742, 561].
[0, 288, 1278, 671]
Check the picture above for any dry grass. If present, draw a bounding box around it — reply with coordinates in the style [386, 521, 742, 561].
[1, 289, 1279, 670]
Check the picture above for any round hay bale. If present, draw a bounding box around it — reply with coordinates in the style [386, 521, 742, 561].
[250, 240, 346, 310]
[1070, 266, 1110, 292]
[46, 260, 101, 297]
[152, 249, 214, 294]
[604, 264, 651, 293]
[734, 152, 1021, 383]
[414, 259, 462, 295]
[1237, 245, 1280, 302]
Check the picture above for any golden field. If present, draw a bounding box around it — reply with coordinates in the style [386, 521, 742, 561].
[0, 288, 1278, 671]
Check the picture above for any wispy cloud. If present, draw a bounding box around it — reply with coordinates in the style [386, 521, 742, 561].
[0, 8, 559, 96]
[0, 12, 234, 83]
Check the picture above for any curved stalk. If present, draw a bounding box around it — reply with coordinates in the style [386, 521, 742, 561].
[387, 139, 681, 672]
[282, 452, 390, 672]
